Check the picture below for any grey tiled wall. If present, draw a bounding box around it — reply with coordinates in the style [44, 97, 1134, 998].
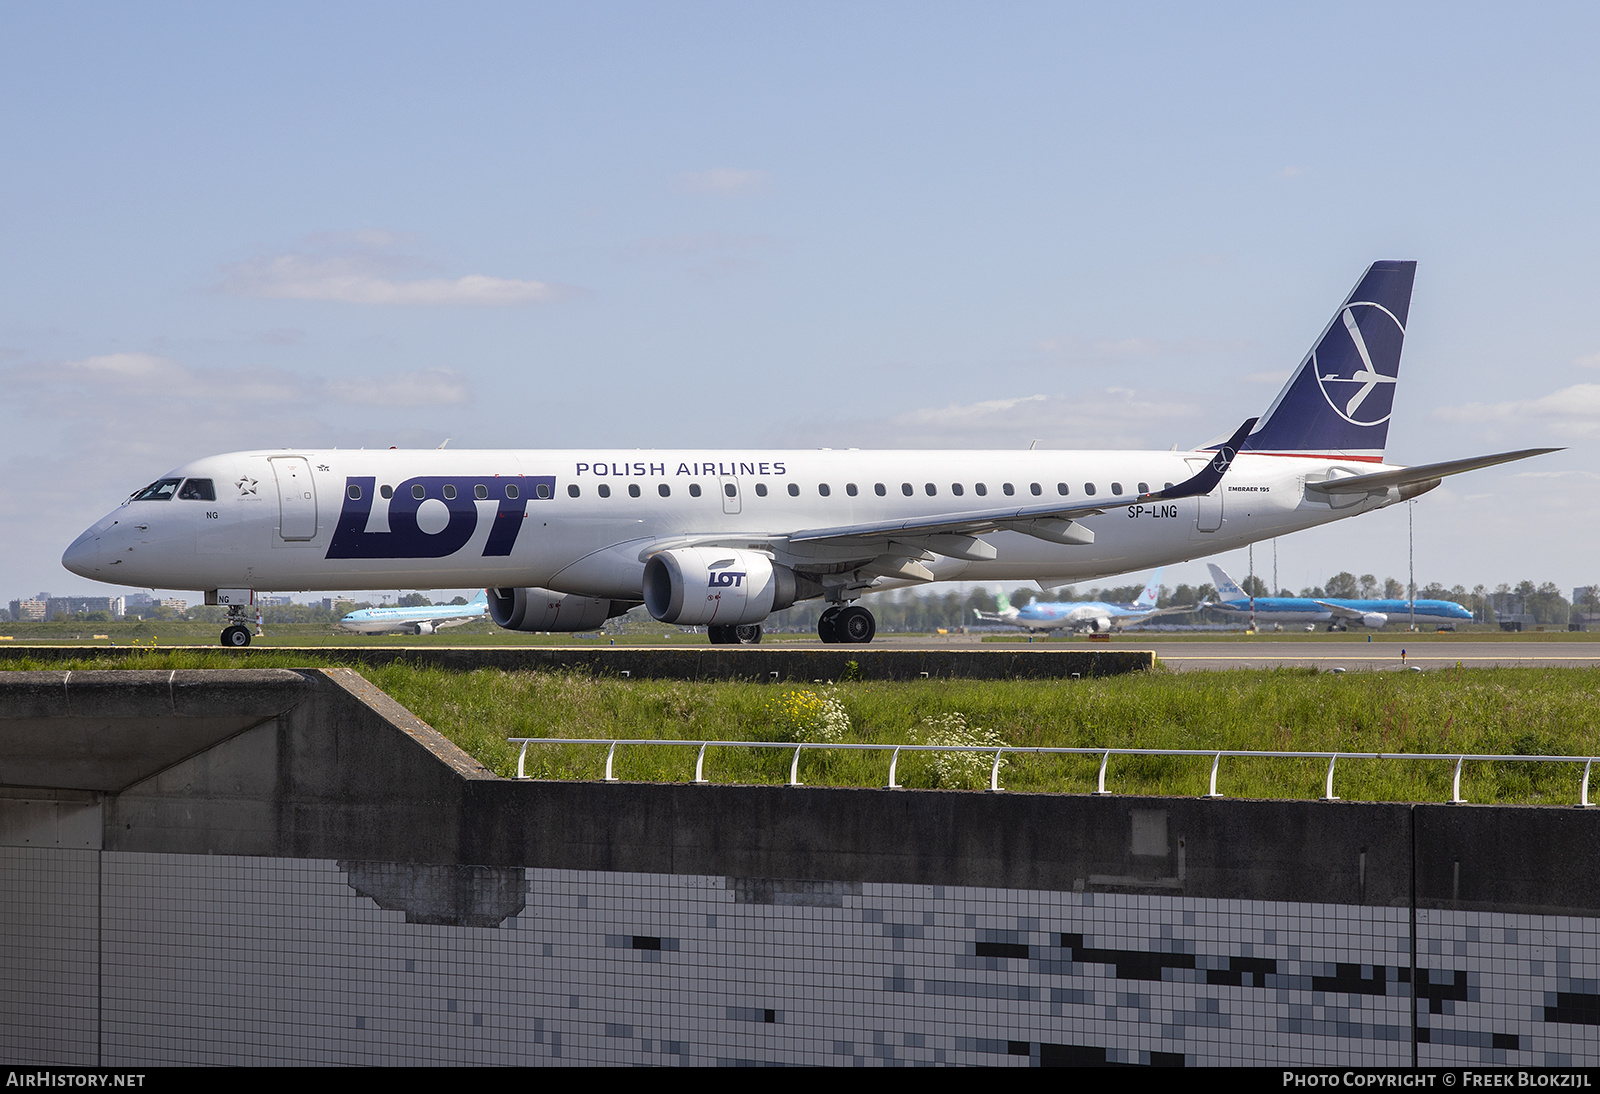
[4, 847, 1596, 1066]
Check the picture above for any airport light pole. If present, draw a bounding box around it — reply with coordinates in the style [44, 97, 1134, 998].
[1408, 501, 1416, 631]
[1247, 543, 1255, 632]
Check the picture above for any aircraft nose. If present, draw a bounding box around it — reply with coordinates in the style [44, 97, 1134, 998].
[62, 527, 101, 578]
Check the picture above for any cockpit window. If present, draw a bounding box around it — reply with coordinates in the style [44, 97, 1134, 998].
[132, 478, 182, 501]
[178, 478, 216, 501]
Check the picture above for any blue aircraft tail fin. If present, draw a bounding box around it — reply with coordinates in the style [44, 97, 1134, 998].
[1236, 261, 1416, 462]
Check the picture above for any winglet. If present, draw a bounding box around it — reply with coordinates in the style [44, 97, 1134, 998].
[1150, 418, 1257, 502]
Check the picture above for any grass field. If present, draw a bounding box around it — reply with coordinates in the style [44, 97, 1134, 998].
[5, 650, 1597, 805]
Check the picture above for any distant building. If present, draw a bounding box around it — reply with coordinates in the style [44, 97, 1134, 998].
[9, 599, 46, 621]
[45, 596, 126, 620]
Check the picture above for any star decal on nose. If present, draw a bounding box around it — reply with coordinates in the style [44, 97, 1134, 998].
[236, 476, 258, 495]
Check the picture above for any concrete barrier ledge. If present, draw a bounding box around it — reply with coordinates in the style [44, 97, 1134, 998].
[0, 645, 1152, 680]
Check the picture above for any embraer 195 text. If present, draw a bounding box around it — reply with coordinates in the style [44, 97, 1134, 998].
[62, 262, 1555, 647]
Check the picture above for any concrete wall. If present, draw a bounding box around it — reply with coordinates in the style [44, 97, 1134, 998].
[6, 667, 1596, 914]
[4, 669, 1598, 1066]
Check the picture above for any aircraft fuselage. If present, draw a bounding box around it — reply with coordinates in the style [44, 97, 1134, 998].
[62, 447, 1399, 597]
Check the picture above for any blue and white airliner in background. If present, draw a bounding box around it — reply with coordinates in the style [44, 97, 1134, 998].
[1205, 564, 1474, 630]
[974, 569, 1193, 633]
[338, 590, 489, 635]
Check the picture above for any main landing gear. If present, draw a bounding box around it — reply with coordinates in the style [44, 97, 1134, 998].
[817, 604, 875, 644]
[708, 623, 763, 644]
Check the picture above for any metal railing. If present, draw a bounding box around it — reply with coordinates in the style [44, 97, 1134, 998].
[510, 737, 1598, 805]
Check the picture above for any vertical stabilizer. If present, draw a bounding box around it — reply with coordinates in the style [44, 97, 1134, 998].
[1240, 261, 1416, 462]
[1206, 563, 1248, 603]
[1135, 568, 1163, 608]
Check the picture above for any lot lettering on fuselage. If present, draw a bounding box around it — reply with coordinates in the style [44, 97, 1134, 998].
[326, 475, 544, 560]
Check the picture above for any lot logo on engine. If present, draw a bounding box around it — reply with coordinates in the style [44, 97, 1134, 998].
[708, 570, 747, 588]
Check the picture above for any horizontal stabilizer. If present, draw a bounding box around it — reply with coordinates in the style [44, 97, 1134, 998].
[1307, 448, 1561, 495]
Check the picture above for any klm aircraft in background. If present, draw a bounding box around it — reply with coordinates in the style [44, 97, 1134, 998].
[1205, 563, 1473, 630]
[974, 569, 1192, 633]
[338, 590, 489, 635]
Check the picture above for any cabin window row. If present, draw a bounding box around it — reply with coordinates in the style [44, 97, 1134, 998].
[355, 483, 529, 501]
[397, 480, 1170, 500]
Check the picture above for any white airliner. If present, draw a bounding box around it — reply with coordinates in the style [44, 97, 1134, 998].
[972, 571, 1192, 634]
[337, 590, 488, 635]
[62, 261, 1555, 647]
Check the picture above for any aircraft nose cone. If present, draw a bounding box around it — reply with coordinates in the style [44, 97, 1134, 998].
[62, 528, 101, 578]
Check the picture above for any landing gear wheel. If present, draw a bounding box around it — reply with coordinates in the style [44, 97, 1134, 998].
[708, 624, 734, 644]
[837, 605, 876, 644]
[817, 607, 842, 644]
[222, 625, 252, 647]
[734, 624, 762, 645]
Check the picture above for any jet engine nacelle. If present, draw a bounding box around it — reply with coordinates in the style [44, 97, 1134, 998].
[489, 586, 628, 632]
[1086, 616, 1113, 634]
[414, 622, 436, 635]
[1360, 612, 1388, 629]
[642, 547, 813, 626]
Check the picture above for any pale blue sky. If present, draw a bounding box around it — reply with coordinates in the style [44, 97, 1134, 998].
[4, 3, 1598, 601]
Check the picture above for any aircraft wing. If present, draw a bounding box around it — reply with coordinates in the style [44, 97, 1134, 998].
[1313, 600, 1371, 622]
[1122, 602, 1205, 622]
[638, 418, 1256, 577]
[1306, 448, 1561, 495]
[786, 417, 1257, 547]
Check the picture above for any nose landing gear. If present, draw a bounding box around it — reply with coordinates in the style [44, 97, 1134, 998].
[209, 590, 258, 648]
[220, 603, 253, 647]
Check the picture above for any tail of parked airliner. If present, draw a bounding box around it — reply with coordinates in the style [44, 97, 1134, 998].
[1236, 261, 1416, 462]
[1135, 568, 1163, 608]
[1206, 563, 1248, 603]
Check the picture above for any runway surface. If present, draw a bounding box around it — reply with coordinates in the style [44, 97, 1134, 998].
[4, 636, 1597, 672]
[863, 635, 1600, 670]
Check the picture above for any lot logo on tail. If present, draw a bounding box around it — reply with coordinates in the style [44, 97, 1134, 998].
[1314, 303, 1405, 427]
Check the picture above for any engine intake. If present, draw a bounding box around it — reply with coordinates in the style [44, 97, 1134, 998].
[488, 587, 633, 632]
[642, 548, 816, 626]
